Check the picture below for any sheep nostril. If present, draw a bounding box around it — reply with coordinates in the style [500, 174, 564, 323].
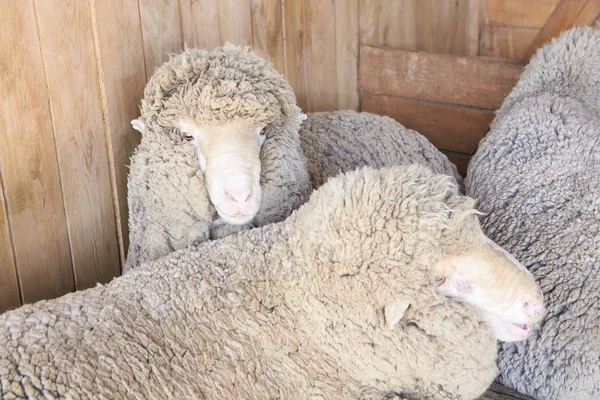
[224, 189, 253, 209]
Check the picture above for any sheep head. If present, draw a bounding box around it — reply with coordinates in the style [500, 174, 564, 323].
[176, 118, 266, 225]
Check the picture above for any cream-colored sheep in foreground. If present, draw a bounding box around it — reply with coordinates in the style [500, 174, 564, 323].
[0, 165, 544, 399]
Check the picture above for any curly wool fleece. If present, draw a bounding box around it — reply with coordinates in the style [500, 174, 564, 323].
[299, 110, 463, 191]
[0, 165, 498, 400]
[466, 26, 600, 400]
[125, 43, 311, 271]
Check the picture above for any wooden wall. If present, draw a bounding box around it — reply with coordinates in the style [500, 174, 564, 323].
[1, 0, 598, 314]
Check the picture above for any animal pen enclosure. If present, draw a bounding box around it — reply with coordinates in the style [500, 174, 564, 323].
[0, 0, 599, 316]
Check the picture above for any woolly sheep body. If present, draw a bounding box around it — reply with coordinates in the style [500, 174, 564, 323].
[298, 110, 463, 190]
[466, 27, 600, 400]
[0, 165, 498, 400]
[124, 43, 311, 272]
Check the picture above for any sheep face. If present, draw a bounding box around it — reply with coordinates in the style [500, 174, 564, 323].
[436, 226, 545, 342]
[177, 119, 266, 225]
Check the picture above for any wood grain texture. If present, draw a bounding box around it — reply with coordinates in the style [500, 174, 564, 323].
[361, 93, 493, 154]
[416, 0, 470, 55]
[467, 0, 485, 56]
[335, 0, 359, 110]
[480, 25, 540, 60]
[359, 0, 418, 49]
[283, 0, 339, 112]
[218, 0, 253, 45]
[359, 46, 523, 110]
[522, 0, 600, 62]
[139, 0, 183, 75]
[0, 180, 20, 314]
[251, 0, 286, 73]
[179, 0, 221, 49]
[486, 0, 559, 28]
[442, 151, 471, 177]
[0, 0, 74, 303]
[35, 0, 121, 289]
[92, 0, 147, 266]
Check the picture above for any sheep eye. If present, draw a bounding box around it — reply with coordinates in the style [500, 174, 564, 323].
[183, 134, 194, 142]
[260, 129, 266, 137]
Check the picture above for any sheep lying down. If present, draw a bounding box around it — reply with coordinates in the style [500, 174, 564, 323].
[0, 165, 544, 400]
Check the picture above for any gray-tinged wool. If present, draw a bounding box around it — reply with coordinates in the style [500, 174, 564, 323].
[466, 26, 600, 400]
[299, 110, 463, 191]
[0, 165, 498, 400]
[124, 43, 311, 272]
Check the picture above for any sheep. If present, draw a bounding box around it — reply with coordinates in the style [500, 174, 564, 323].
[124, 43, 311, 271]
[466, 26, 600, 400]
[0, 165, 545, 400]
[298, 110, 463, 191]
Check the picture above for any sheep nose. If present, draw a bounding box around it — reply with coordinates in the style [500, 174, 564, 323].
[224, 188, 253, 211]
[525, 301, 545, 318]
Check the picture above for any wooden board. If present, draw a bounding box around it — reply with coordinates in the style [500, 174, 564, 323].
[359, 46, 523, 110]
[251, 0, 286, 73]
[480, 25, 540, 60]
[92, 0, 148, 266]
[361, 93, 493, 154]
[335, 0, 359, 110]
[218, 0, 253, 46]
[179, 0, 221, 49]
[139, 0, 183, 76]
[0, 181, 20, 313]
[0, 0, 75, 303]
[35, 0, 121, 289]
[359, 0, 419, 50]
[442, 151, 471, 177]
[486, 0, 559, 28]
[522, 0, 600, 62]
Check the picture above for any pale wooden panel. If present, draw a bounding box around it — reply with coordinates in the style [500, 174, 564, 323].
[35, 0, 121, 289]
[93, 0, 147, 266]
[283, 0, 339, 112]
[361, 93, 493, 154]
[251, 0, 285, 73]
[486, 0, 559, 28]
[480, 25, 540, 60]
[180, 0, 221, 49]
[0, 181, 20, 313]
[522, 0, 600, 62]
[442, 151, 471, 177]
[359, 0, 418, 49]
[467, 0, 485, 56]
[218, 0, 253, 45]
[335, 0, 359, 110]
[0, 0, 74, 303]
[359, 46, 522, 110]
[139, 0, 183, 76]
[416, 0, 470, 55]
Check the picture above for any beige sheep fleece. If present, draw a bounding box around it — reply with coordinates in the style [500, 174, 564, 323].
[125, 43, 311, 271]
[0, 165, 497, 400]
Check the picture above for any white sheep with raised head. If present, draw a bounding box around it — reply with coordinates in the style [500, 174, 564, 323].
[124, 43, 311, 271]
[0, 165, 544, 399]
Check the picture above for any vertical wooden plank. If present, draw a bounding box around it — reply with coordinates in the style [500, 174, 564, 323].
[251, 0, 286, 73]
[359, 0, 418, 49]
[522, 0, 600, 62]
[416, 0, 470, 55]
[335, 0, 359, 110]
[466, 0, 484, 56]
[218, 0, 253, 45]
[92, 0, 147, 267]
[0, 0, 74, 303]
[282, 0, 309, 111]
[0, 180, 20, 313]
[480, 25, 540, 60]
[179, 0, 221, 49]
[139, 0, 183, 76]
[486, 0, 560, 28]
[34, 0, 121, 289]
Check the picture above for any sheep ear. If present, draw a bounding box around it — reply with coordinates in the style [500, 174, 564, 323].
[131, 118, 146, 134]
[384, 299, 410, 329]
